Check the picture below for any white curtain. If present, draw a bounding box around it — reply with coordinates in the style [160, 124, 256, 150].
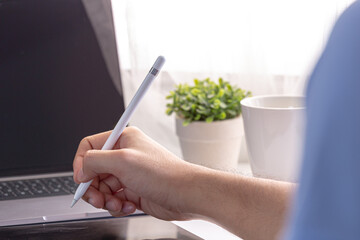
[111, 0, 354, 159]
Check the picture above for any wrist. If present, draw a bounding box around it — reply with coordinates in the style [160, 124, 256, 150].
[172, 162, 211, 219]
[179, 164, 240, 221]
[177, 163, 294, 239]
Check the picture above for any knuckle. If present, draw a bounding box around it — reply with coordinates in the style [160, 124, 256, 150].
[120, 127, 141, 148]
[79, 136, 93, 151]
[124, 126, 141, 136]
[113, 150, 131, 167]
[83, 150, 95, 168]
[119, 127, 134, 148]
[83, 149, 94, 161]
[117, 149, 131, 160]
[79, 135, 96, 149]
[79, 137, 90, 146]
[82, 150, 96, 173]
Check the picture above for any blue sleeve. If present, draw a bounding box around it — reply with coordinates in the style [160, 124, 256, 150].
[285, 1, 360, 239]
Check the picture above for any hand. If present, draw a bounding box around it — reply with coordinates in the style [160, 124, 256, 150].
[73, 126, 294, 239]
[73, 126, 199, 221]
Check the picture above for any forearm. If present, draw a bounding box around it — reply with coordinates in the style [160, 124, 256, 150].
[185, 166, 295, 240]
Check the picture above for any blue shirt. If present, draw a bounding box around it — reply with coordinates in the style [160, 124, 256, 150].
[286, 1, 360, 239]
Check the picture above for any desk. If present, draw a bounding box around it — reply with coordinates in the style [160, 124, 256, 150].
[0, 215, 202, 240]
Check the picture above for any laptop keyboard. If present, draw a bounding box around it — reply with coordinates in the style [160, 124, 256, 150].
[0, 176, 78, 201]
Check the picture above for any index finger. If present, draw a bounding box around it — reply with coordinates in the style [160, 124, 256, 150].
[73, 131, 112, 179]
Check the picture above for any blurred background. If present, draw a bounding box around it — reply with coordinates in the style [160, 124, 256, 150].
[111, 0, 354, 159]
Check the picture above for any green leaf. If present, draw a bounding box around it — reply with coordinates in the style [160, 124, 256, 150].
[218, 112, 226, 120]
[166, 108, 173, 115]
[191, 104, 197, 111]
[182, 119, 191, 126]
[227, 110, 237, 116]
[198, 105, 206, 110]
[207, 93, 215, 99]
[181, 104, 191, 111]
[206, 116, 214, 123]
[194, 78, 199, 86]
[218, 77, 224, 87]
[219, 102, 227, 108]
[196, 108, 209, 115]
[191, 88, 201, 96]
[226, 84, 232, 91]
[213, 99, 221, 109]
[197, 94, 207, 105]
[218, 88, 225, 98]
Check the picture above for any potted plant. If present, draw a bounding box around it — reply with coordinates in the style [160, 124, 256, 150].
[166, 78, 251, 171]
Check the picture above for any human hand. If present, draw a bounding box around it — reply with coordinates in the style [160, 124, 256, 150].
[73, 126, 295, 239]
[73, 126, 200, 221]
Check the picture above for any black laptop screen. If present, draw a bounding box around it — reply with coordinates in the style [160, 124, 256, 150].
[0, 0, 125, 177]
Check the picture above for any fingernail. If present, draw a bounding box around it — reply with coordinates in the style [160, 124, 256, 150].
[122, 202, 135, 214]
[77, 168, 85, 182]
[106, 200, 118, 212]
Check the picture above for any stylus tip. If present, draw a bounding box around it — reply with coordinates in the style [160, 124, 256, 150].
[70, 199, 78, 208]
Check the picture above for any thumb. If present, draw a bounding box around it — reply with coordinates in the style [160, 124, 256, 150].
[77, 149, 122, 182]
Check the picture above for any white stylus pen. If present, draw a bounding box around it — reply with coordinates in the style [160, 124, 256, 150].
[71, 56, 165, 208]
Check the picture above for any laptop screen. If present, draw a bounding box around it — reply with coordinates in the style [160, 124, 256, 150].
[0, 0, 125, 177]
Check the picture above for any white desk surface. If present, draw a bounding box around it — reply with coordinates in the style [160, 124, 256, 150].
[172, 162, 252, 240]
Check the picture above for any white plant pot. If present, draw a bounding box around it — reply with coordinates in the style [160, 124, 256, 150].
[175, 117, 243, 171]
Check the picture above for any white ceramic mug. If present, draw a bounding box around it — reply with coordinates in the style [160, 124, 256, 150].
[241, 95, 305, 182]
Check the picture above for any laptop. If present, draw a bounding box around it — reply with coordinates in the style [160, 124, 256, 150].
[0, 0, 139, 226]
